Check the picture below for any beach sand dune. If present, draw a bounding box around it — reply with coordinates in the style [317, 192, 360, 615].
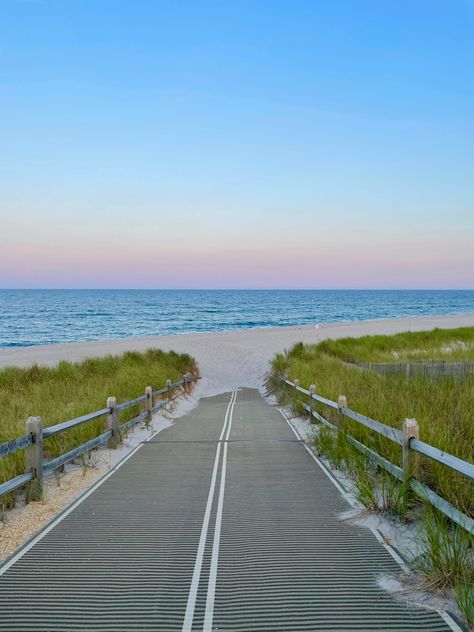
[2, 312, 474, 398]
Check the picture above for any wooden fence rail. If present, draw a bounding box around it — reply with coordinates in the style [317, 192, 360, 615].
[0, 374, 196, 502]
[354, 360, 474, 379]
[282, 378, 474, 535]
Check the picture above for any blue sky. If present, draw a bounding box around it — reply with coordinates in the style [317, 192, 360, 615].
[1, 0, 473, 288]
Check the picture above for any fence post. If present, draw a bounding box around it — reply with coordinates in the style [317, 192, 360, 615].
[294, 379, 299, 391]
[25, 416, 43, 501]
[106, 396, 120, 449]
[145, 386, 153, 423]
[308, 384, 316, 420]
[402, 418, 419, 483]
[337, 395, 347, 432]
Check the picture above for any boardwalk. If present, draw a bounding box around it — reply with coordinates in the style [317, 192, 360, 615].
[0, 389, 455, 631]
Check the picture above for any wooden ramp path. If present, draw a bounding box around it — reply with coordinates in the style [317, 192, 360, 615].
[0, 389, 457, 631]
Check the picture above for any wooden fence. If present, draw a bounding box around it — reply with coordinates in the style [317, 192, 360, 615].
[0, 374, 196, 502]
[354, 360, 474, 379]
[283, 378, 474, 535]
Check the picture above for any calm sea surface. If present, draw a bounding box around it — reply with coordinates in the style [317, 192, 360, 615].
[0, 289, 473, 348]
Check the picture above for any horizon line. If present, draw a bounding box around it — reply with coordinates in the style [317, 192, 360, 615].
[1, 288, 474, 292]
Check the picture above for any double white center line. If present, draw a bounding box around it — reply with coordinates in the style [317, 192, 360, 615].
[182, 388, 237, 632]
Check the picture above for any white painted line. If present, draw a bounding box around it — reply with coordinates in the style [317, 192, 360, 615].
[438, 610, 464, 632]
[182, 388, 237, 632]
[277, 407, 349, 497]
[203, 387, 237, 632]
[370, 527, 411, 575]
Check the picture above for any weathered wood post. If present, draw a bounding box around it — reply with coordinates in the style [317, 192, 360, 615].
[337, 395, 347, 432]
[25, 416, 43, 501]
[106, 396, 120, 449]
[308, 384, 316, 420]
[402, 417, 419, 509]
[402, 418, 419, 482]
[294, 379, 299, 390]
[145, 386, 153, 423]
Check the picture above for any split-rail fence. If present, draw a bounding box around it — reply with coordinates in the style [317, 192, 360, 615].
[0, 374, 196, 501]
[283, 378, 474, 535]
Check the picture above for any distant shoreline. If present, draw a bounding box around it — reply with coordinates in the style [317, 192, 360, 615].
[2, 312, 474, 397]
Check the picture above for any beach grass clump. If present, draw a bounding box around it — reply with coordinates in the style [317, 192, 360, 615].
[0, 348, 197, 501]
[313, 426, 409, 517]
[267, 329, 474, 517]
[455, 582, 474, 629]
[413, 510, 474, 627]
[415, 510, 474, 590]
[317, 326, 474, 363]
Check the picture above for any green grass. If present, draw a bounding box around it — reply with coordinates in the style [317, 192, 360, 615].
[415, 510, 474, 628]
[317, 327, 474, 363]
[268, 328, 474, 518]
[0, 349, 197, 500]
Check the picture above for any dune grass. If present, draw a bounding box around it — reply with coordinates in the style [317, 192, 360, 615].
[268, 329, 474, 518]
[0, 349, 197, 500]
[317, 326, 474, 363]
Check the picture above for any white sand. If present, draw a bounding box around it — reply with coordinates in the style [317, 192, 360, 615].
[2, 313, 474, 398]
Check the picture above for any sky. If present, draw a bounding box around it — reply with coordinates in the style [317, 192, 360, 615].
[0, 0, 473, 289]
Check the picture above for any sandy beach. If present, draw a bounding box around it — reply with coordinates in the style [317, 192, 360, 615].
[2, 312, 474, 398]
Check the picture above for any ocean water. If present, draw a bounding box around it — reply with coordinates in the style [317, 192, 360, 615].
[0, 289, 473, 348]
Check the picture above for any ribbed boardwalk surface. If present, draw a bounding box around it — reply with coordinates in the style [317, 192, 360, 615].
[0, 389, 452, 631]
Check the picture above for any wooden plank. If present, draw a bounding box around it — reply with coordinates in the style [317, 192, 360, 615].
[43, 408, 109, 438]
[285, 379, 338, 409]
[0, 433, 33, 459]
[303, 404, 336, 431]
[43, 431, 113, 473]
[119, 412, 149, 433]
[116, 395, 147, 412]
[0, 472, 33, 498]
[346, 435, 404, 481]
[25, 416, 43, 501]
[152, 385, 169, 396]
[311, 392, 338, 409]
[340, 406, 404, 445]
[410, 479, 474, 536]
[410, 438, 474, 480]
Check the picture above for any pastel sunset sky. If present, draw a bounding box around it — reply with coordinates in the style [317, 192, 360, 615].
[1, 1, 473, 289]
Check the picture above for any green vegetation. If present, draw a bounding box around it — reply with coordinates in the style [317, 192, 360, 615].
[269, 328, 474, 628]
[313, 426, 409, 517]
[268, 328, 474, 517]
[317, 326, 474, 363]
[416, 511, 474, 628]
[0, 349, 197, 498]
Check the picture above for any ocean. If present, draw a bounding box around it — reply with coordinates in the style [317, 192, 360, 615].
[0, 289, 473, 348]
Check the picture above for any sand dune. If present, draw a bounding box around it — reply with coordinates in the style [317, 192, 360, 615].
[2, 312, 474, 398]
